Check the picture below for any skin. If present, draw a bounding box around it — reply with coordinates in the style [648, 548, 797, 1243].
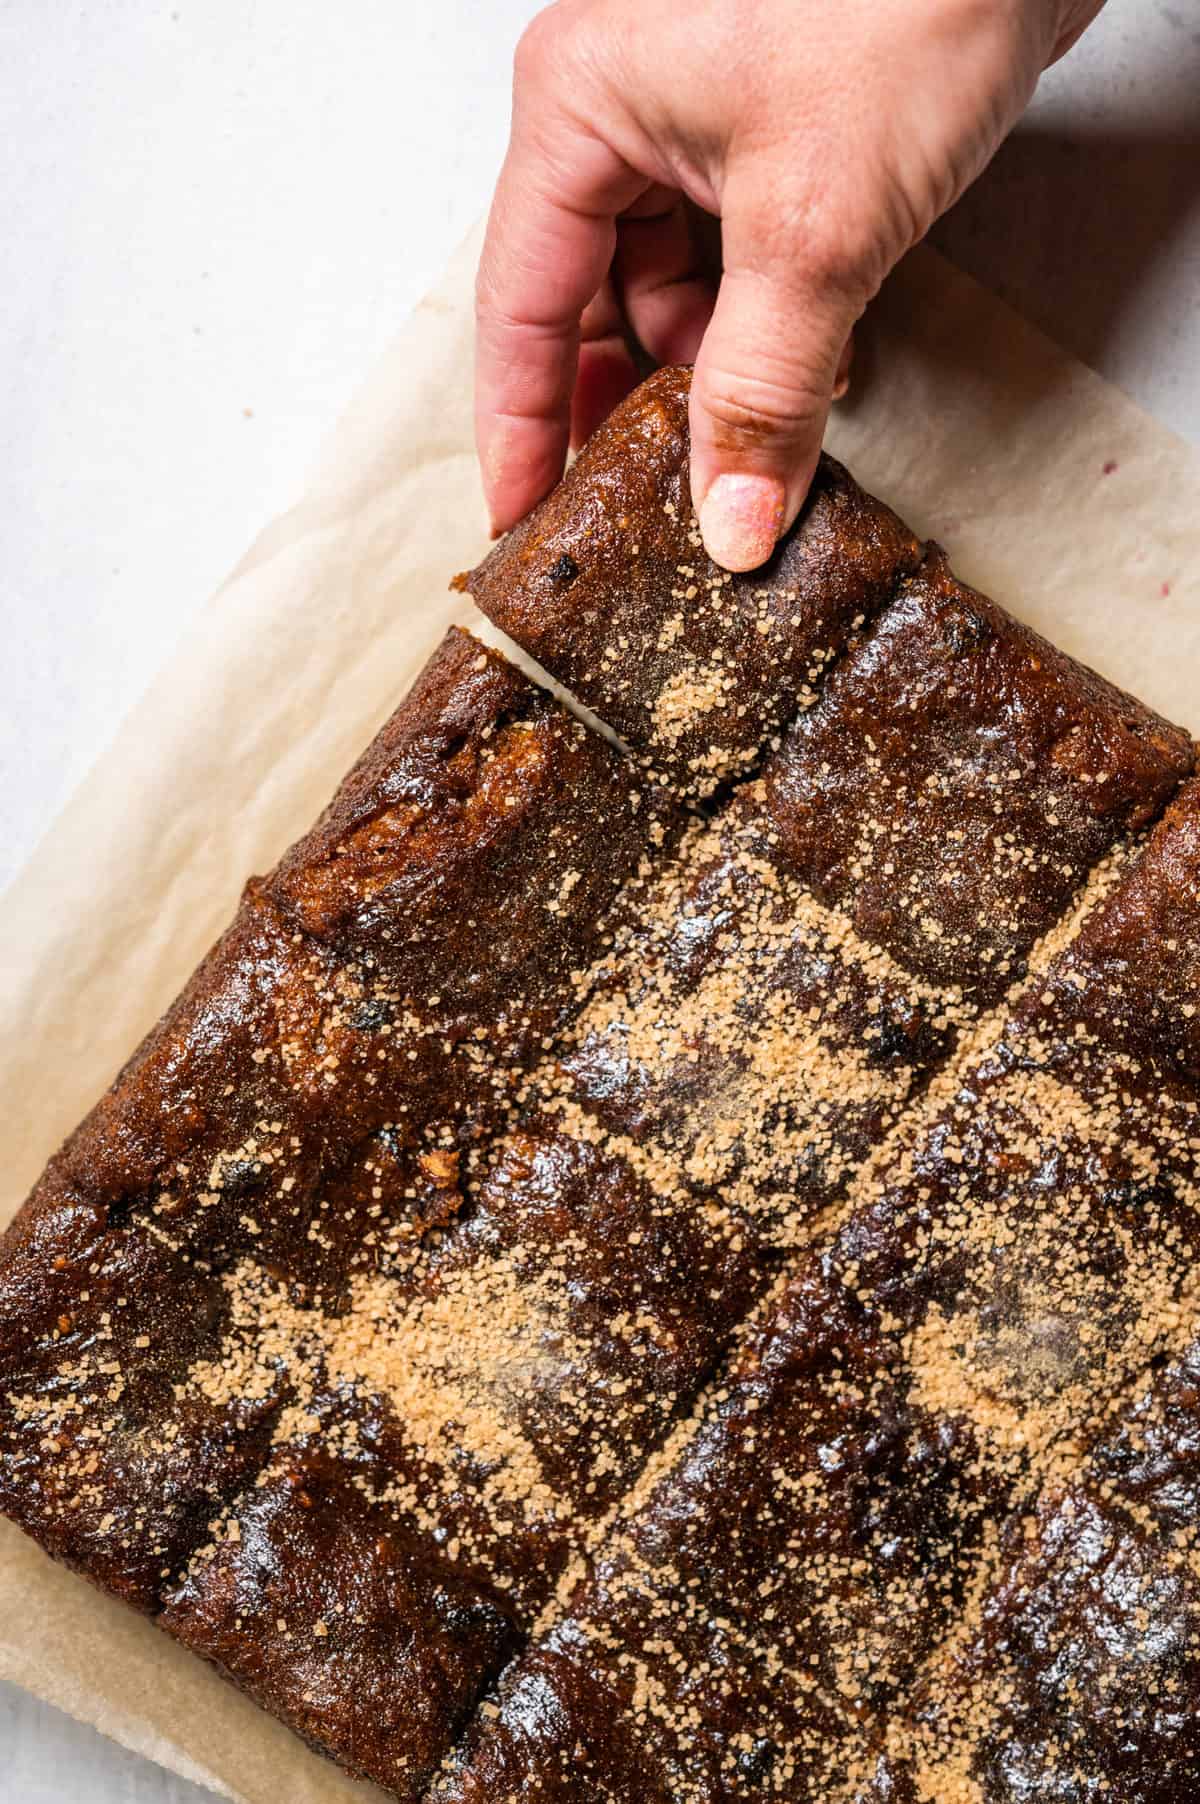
[475, 0, 1105, 570]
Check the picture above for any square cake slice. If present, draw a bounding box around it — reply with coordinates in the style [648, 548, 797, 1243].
[461, 365, 921, 795]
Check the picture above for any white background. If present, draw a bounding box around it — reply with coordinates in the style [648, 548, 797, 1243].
[1, 0, 1198, 1797]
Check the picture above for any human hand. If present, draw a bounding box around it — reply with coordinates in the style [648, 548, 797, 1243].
[476, 0, 1103, 569]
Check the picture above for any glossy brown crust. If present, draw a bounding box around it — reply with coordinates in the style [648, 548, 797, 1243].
[1087, 1329, 1200, 1541]
[161, 1450, 521, 1802]
[39, 628, 676, 1280]
[2, 393, 1199, 1804]
[433, 1628, 669, 1804]
[434, 1269, 986, 1803]
[865, 1485, 1200, 1804]
[0, 1166, 280, 1611]
[839, 784, 1200, 1803]
[268, 627, 675, 1017]
[441, 775, 1200, 1798]
[1044, 770, 1200, 1079]
[461, 366, 921, 794]
[0, 626, 680, 1785]
[758, 544, 1193, 1000]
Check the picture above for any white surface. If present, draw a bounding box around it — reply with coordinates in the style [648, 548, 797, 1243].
[1, 1, 1198, 1799]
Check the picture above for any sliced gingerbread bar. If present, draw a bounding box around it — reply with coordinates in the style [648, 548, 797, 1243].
[853, 795, 1200, 1803]
[265, 627, 673, 1022]
[832, 774, 1200, 1454]
[0, 627, 677, 1794]
[41, 627, 675, 1290]
[857, 1480, 1200, 1803]
[0, 1164, 281, 1612]
[462, 365, 921, 794]
[396, 571, 1194, 1620]
[1031, 761, 1200, 1082]
[157, 564, 1192, 1690]
[442, 736, 1198, 1804]
[160, 1448, 521, 1802]
[758, 544, 1189, 1000]
[431, 1262, 989, 1802]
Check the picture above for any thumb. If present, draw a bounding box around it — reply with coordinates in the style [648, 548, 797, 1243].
[689, 214, 866, 572]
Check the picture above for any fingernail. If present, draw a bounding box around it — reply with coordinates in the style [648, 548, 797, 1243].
[698, 473, 786, 572]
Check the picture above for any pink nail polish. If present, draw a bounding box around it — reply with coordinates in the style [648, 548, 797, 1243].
[698, 473, 786, 573]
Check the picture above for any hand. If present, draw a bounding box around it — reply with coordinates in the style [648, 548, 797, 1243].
[475, 0, 1103, 569]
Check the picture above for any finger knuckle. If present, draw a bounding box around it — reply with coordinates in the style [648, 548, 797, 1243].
[797, 211, 881, 306]
[814, 171, 924, 299]
[513, 6, 564, 83]
[741, 184, 882, 309]
[700, 362, 826, 444]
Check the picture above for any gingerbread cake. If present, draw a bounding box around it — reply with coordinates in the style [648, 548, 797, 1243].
[2, 366, 1197, 1803]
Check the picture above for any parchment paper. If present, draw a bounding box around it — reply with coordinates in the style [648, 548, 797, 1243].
[2, 223, 1198, 1801]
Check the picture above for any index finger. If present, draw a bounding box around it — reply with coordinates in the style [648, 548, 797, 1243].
[476, 99, 643, 534]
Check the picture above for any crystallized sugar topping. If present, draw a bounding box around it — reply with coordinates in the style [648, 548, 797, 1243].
[3, 523, 1197, 1803]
